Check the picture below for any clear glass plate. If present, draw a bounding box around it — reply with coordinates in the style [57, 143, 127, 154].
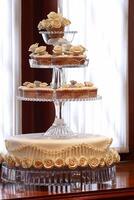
[29, 58, 89, 69]
[39, 31, 77, 45]
[17, 95, 102, 102]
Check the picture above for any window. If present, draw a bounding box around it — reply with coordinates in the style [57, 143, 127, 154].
[59, 0, 128, 152]
[0, 0, 21, 152]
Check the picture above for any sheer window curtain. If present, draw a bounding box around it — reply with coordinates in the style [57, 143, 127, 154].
[59, 0, 128, 152]
[0, 0, 21, 153]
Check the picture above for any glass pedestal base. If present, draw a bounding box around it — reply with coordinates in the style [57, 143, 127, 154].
[1, 163, 116, 189]
[43, 118, 77, 139]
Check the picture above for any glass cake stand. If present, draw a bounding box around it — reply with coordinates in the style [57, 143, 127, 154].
[1, 163, 116, 188]
[1, 30, 117, 189]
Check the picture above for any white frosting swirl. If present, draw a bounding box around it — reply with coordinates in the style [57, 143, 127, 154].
[50, 19, 62, 29]
[47, 12, 62, 20]
[69, 45, 86, 55]
[38, 12, 71, 30]
[29, 43, 39, 53]
[53, 45, 63, 55]
[34, 46, 47, 55]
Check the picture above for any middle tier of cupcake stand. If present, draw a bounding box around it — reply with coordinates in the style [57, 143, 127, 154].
[19, 57, 101, 138]
[18, 57, 102, 139]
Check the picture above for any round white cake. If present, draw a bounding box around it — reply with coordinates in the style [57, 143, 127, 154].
[4, 133, 120, 169]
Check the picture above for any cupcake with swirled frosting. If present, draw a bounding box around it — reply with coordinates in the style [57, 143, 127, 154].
[29, 43, 52, 65]
[51, 44, 87, 65]
[38, 11, 71, 38]
[18, 81, 53, 99]
[69, 45, 86, 56]
[56, 80, 97, 99]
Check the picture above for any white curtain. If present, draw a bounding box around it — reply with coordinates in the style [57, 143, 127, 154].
[59, 0, 128, 152]
[0, 0, 21, 153]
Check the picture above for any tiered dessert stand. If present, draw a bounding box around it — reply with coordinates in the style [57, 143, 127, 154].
[1, 31, 116, 191]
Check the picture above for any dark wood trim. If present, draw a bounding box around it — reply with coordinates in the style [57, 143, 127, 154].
[120, 152, 134, 161]
[128, 0, 134, 154]
[21, 0, 57, 133]
[21, 0, 34, 133]
[117, 0, 134, 161]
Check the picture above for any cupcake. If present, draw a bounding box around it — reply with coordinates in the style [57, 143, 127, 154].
[38, 11, 71, 38]
[18, 81, 54, 99]
[29, 43, 52, 65]
[51, 44, 87, 65]
[56, 81, 97, 99]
